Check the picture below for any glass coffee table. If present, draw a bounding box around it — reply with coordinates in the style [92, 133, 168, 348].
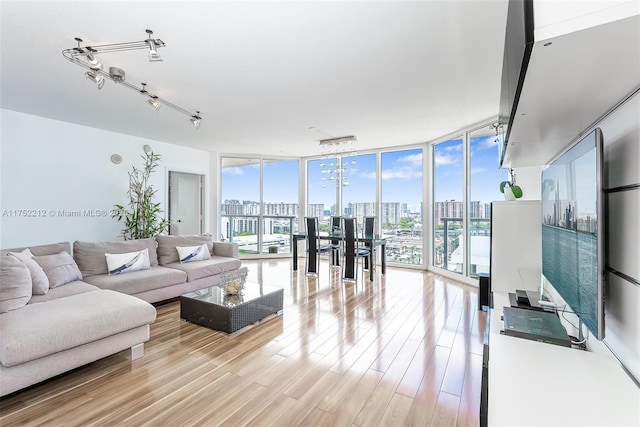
[180, 283, 283, 333]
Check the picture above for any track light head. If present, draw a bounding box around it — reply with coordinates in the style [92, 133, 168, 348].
[109, 67, 125, 82]
[145, 29, 163, 62]
[85, 71, 105, 89]
[191, 111, 201, 129]
[85, 54, 102, 70]
[148, 97, 161, 111]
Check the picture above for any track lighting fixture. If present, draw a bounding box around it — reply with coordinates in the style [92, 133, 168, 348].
[191, 111, 201, 129]
[85, 71, 105, 89]
[148, 97, 161, 111]
[63, 29, 201, 128]
[146, 30, 162, 62]
[85, 54, 102, 70]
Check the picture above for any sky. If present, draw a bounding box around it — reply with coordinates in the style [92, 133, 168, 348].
[221, 136, 507, 211]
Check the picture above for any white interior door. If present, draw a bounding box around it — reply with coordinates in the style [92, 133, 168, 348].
[168, 171, 204, 235]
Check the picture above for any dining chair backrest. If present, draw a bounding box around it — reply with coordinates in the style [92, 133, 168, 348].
[305, 217, 319, 254]
[363, 216, 375, 237]
[342, 217, 357, 256]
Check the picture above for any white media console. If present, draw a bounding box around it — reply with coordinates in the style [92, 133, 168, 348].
[487, 293, 640, 426]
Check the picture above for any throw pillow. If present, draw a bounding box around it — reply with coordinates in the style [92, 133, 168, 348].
[9, 248, 50, 295]
[0, 254, 32, 312]
[105, 248, 151, 275]
[33, 252, 83, 288]
[156, 234, 213, 265]
[176, 244, 211, 263]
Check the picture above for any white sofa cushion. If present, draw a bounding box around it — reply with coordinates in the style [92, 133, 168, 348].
[0, 289, 157, 367]
[82, 266, 187, 295]
[0, 255, 32, 313]
[28, 281, 99, 305]
[164, 256, 241, 282]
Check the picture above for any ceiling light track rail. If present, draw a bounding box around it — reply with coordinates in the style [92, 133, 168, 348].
[62, 29, 202, 128]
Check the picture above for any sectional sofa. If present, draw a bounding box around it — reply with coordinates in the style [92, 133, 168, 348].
[0, 234, 240, 397]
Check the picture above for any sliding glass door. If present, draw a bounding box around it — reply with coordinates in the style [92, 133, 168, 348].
[221, 157, 299, 256]
[431, 125, 506, 278]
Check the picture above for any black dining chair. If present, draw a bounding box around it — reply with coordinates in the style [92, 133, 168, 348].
[330, 215, 342, 266]
[360, 216, 376, 271]
[305, 216, 332, 275]
[341, 217, 370, 281]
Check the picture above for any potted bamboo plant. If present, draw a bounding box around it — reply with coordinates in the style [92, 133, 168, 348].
[112, 149, 169, 239]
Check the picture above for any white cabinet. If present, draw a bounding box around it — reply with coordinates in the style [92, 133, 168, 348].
[490, 200, 541, 294]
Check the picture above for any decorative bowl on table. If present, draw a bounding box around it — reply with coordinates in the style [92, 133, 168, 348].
[220, 267, 248, 296]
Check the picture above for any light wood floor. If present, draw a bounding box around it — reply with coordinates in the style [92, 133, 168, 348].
[0, 259, 486, 426]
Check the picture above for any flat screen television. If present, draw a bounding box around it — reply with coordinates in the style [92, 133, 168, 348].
[541, 128, 605, 340]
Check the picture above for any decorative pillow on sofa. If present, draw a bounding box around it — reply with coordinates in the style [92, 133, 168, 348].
[73, 238, 158, 278]
[33, 252, 83, 288]
[176, 244, 211, 263]
[105, 248, 151, 275]
[9, 248, 50, 295]
[156, 234, 213, 265]
[1, 255, 33, 312]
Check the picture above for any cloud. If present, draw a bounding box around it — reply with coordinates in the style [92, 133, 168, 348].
[383, 167, 423, 179]
[471, 167, 488, 175]
[374, 152, 423, 180]
[443, 144, 462, 153]
[435, 152, 459, 166]
[476, 135, 499, 150]
[222, 167, 244, 175]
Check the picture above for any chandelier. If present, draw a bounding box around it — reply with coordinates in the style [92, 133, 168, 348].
[318, 136, 357, 188]
[62, 29, 202, 128]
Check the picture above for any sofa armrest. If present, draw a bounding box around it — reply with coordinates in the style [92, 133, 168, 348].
[212, 242, 239, 259]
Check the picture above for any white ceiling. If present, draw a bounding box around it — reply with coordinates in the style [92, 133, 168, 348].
[1, 1, 508, 158]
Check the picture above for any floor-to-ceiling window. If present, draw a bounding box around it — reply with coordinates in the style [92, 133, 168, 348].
[341, 153, 376, 232]
[468, 127, 506, 277]
[433, 137, 464, 273]
[381, 148, 423, 265]
[221, 157, 299, 256]
[263, 159, 299, 254]
[307, 158, 337, 231]
[432, 125, 506, 278]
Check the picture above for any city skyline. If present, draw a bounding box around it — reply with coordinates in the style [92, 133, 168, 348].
[222, 135, 505, 212]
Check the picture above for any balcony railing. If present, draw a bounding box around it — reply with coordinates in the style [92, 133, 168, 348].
[436, 217, 491, 275]
[221, 214, 297, 255]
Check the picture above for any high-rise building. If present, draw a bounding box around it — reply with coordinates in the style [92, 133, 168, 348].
[434, 200, 464, 224]
[381, 202, 401, 226]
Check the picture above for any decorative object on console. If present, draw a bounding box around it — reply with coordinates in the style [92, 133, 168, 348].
[112, 149, 169, 240]
[499, 168, 523, 200]
[221, 267, 248, 296]
[62, 29, 202, 128]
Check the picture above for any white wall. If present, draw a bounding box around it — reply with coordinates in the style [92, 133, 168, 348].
[0, 109, 211, 248]
[511, 165, 541, 201]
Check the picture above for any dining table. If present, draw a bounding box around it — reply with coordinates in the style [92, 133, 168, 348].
[292, 233, 386, 281]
